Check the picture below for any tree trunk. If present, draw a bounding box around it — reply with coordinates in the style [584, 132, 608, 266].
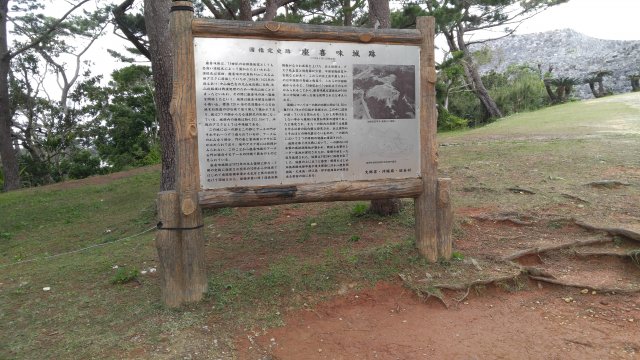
[543, 79, 557, 103]
[588, 81, 599, 98]
[597, 79, 605, 97]
[0, 0, 20, 191]
[263, 0, 279, 21]
[366, 0, 400, 215]
[145, 0, 176, 191]
[343, 0, 352, 26]
[239, 0, 252, 21]
[367, 0, 390, 28]
[455, 26, 502, 119]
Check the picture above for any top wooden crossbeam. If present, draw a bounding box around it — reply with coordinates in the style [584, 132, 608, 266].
[191, 18, 423, 45]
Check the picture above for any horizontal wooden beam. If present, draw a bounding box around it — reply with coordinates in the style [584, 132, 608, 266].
[192, 19, 422, 45]
[199, 178, 423, 208]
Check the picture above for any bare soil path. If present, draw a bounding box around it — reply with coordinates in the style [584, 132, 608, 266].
[239, 282, 640, 359]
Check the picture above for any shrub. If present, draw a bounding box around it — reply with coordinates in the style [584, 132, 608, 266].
[438, 107, 468, 131]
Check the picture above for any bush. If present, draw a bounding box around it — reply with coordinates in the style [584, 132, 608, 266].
[111, 267, 139, 285]
[438, 107, 468, 131]
[489, 66, 548, 115]
[60, 150, 103, 180]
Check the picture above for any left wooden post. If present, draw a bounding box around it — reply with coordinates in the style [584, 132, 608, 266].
[155, 0, 208, 307]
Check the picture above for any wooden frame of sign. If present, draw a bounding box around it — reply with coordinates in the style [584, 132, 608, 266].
[158, 1, 452, 307]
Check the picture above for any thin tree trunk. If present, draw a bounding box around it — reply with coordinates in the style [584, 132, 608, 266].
[145, 0, 175, 191]
[455, 26, 502, 119]
[263, 0, 278, 21]
[239, 0, 252, 20]
[588, 81, 599, 98]
[543, 79, 557, 103]
[367, 0, 390, 28]
[0, 0, 20, 191]
[343, 0, 352, 26]
[597, 79, 605, 97]
[366, 0, 400, 216]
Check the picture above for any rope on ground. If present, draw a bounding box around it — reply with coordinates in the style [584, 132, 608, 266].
[0, 226, 157, 270]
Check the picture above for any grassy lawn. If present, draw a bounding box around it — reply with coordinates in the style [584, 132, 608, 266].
[1, 92, 639, 359]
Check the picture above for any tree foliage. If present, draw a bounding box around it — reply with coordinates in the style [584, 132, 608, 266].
[1, 0, 109, 188]
[91, 65, 159, 171]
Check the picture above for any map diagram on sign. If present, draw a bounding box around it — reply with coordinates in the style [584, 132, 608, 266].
[353, 64, 416, 119]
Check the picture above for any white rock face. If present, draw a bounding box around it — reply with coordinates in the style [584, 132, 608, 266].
[472, 29, 640, 99]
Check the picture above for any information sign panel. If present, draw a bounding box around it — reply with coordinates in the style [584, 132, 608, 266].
[194, 38, 421, 189]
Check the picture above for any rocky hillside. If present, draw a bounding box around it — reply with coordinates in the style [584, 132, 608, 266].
[473, 29, 640, 99]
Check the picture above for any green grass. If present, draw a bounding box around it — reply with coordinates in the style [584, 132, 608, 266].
[1, 92, 639, 359]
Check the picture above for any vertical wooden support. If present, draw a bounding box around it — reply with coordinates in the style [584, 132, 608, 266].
[167, 0, 207, 304]
[415, 17, 438, 262]
[155, 191, 185, 307]
[436, 178, 453, 259]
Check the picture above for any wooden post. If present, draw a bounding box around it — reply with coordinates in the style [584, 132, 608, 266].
[414, 17, 438, 262]
[436, 178, 453, 259]
[155, 191, 185, 307]
[167, 0, 207, 304]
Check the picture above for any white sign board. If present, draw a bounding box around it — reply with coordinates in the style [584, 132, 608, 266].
[194, 38, 421, 189]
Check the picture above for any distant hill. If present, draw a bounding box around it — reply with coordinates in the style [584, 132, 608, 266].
[472, 29, 640, 99]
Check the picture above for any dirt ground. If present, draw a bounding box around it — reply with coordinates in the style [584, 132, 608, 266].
[239, 282, 639, 359]
[235, 217, 640, 359]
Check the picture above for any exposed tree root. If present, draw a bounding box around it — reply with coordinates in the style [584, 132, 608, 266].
[507, 187, 536, 195]
[528, 276, 640, 294]
[585, 180, 631, 189]
[462, 186, 497, 193]
[560, 193, 589, 203]
[574, 220, 640, 242]
[520, 266, 556, 279]
[503, 237, 612, 261]
[399, 273, 449, 309]
[432, 272, 524, 291]
[471, 213, 535, 226]
[573, 250, 636, 258]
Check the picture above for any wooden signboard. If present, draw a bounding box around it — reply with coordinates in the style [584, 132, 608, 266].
[158, 1, 451, 307]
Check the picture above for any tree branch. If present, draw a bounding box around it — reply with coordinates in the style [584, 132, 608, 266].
[252, 0, 298, 18]
[112, 0, 151, 60]
[7, 0, 90, 60]
[201, 0, 226, 19]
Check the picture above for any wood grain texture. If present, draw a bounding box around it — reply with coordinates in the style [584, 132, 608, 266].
[436, 178, 453, 259]
[155, 191, 185, 307]
[192, 18, 422, 44]
[199, 178, 423, 208]
[414, 17, 438, 262]
[169, 1, 207, 303]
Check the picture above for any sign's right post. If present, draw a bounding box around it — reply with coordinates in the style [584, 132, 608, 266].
[415, 16, 439, 262]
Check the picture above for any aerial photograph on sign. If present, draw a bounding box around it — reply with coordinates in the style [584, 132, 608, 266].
[352, 64, 416, 120]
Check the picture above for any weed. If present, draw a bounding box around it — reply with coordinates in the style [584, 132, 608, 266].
[111, 267, 139, 285]
[216, 207, 234, 216]
[451, 251, 465, 261]
[348, 235, 361, 243]
[351, 203, 368, 217]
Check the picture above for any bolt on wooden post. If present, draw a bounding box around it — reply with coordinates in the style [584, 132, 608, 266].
[155, 12, 453, 306]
